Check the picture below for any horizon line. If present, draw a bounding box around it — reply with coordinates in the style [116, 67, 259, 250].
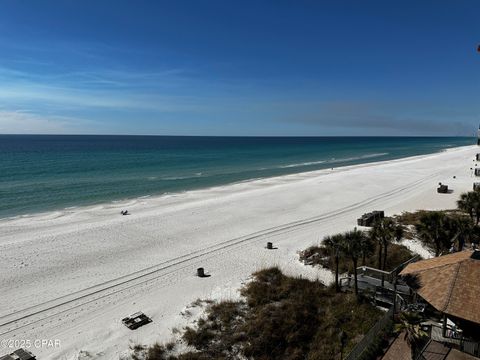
[0, 134, 475, 138]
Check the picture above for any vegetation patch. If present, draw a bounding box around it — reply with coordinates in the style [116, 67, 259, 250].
[300, 242, 414, 274]
[395, 209, 459, 226]
[299, 219, 410, 294]
[137, 268, 383, 360]
[301, 205, 480, 291]
[396, 210, 479, 256]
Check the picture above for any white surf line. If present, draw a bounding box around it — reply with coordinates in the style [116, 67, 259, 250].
[0, 169, 445, 336]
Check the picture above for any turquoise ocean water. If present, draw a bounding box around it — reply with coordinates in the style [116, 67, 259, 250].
[0, 135, 474, 219]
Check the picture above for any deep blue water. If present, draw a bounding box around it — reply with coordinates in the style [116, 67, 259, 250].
[0, 135, 474, 219]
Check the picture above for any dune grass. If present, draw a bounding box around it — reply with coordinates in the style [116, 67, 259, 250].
[141, 267, 383, 360]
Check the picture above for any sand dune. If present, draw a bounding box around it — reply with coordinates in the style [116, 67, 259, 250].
[0, 145, 477, 359]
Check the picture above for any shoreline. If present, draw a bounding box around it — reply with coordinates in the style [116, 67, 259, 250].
[0, 144, 478, 360]
[0, 144, 474, 223]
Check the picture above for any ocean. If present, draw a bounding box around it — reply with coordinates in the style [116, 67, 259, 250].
[0, 135, 474, 219]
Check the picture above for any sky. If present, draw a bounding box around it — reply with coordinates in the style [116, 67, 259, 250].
[0, 0, 479, 136]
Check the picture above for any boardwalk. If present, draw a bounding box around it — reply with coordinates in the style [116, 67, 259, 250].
[340, 273, 411, 305]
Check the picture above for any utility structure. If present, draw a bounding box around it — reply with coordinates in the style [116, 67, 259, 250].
[476, 46, 480, 145]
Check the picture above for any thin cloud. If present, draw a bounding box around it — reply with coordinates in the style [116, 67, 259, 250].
[0, 60, 227, 115]
[0, 110, 96, 134]
[278, 100, 476, 136]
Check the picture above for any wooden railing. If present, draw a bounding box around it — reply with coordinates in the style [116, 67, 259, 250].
[344, 307, 394, 360]
[357, 254, 421, 283]
[342, 255, 422, 359]
[461, 339, 480, 357]
[428, 323, 480, 358]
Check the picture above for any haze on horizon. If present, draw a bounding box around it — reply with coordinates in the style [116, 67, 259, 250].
[0, 0, 479, 137]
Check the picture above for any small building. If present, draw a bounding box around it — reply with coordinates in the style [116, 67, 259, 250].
[388, 251, 480, 358]
[477, 124, 480, 146]
[357, 210, 385, 227]
[381, 335, 478, 360]
[400, 251, 480, 340]
[475, 169, 480, 176]
[0, 349, 36, 360]
[474, 182, 480, 191]
[476, 153, 480, 161]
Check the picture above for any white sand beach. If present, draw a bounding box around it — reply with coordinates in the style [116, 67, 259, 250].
[0, 145, 478, 360]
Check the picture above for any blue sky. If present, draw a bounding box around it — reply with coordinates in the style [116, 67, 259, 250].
[0, 0, 479, 136]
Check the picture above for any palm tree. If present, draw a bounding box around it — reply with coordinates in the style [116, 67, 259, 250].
[394, 223, 404, 242]
[457, 192, 476, 221]
[394, 312, 428, 359]
[401, 273, 421, 290]
[415, 211, 447, 257]
[457, 190, 480, 225]
[445, 214, 474, 251]
[401, 273, 422, 303]
[360, 234, 375, 266]
[323, 233, 345, 292]
[369, 223, 384, 270]
[344, 228, 366, 297]
[371, 218, 401, 271]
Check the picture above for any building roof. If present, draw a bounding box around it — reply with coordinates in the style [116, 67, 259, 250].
[400, 251, 480, 325]
[381, 331, 412, 360]
[0, 349, 36, 360]
[421, 340, 451, 360]
[446, 349, 479, 360]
